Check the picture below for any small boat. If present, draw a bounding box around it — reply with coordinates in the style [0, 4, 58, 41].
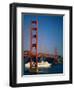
[25, 61, 51, 69]
[38, 61, 51, 68]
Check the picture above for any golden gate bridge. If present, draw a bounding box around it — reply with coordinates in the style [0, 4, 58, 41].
[24, 16, 58, 72]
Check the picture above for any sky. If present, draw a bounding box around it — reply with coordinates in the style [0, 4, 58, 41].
[22, 14, 63, 56]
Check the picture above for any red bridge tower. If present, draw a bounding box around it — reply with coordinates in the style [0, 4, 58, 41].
[30, 17, 38, 70]
[54, 48, 58, 64]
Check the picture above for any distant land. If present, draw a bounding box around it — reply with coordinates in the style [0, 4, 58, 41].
[23, 50, 63, 64]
